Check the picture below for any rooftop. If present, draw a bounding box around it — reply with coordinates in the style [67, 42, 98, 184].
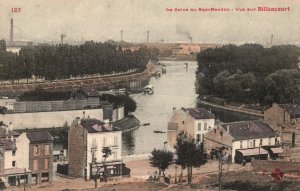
[187, 108, 215, 120]
[277, 104, 300, 118]
[0, 125, 19, 138]
[220, 120, 279, 140]
[26, 131, 53, 143]
[80, 118, 114, 133]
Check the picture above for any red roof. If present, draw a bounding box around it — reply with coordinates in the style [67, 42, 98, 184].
[237, 148, 268, 156]
[271, 147, 283, 154]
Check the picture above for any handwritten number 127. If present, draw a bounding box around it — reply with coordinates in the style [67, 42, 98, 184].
[11, 8, 21, 13]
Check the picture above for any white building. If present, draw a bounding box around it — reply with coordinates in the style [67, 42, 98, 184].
[168, 107, 215, 149]
[204, 120, 282, 163]
[68, 118, 122, 180]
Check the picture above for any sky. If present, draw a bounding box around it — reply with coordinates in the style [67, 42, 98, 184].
[0, 0, 299, 44]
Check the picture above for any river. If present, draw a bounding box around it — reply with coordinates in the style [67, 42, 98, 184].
[122, 61, 260, 156]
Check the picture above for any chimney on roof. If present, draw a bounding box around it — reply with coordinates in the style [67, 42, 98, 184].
[9, 122, 13, 132]
[226, 125, 230, 133]
[173, 107, 176, 112]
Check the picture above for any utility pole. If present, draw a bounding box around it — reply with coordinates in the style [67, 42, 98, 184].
[24, 168, 26, 191]
[218, 158, 223, 191]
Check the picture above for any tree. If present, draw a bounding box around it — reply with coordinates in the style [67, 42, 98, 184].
[149, 149, 174, 177]
[102, 146, 112, 181]
[174, 131, 207, 184]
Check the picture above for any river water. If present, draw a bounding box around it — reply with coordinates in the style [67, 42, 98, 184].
[122, 61, 260, 156]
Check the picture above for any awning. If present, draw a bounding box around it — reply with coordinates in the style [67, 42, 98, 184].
[271, 147, 283, 154]
[237, 148, 268, 156]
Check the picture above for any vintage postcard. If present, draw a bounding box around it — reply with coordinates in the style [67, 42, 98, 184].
[0, 0, 299, 190]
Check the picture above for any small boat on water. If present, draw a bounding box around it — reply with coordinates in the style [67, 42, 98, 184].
[144, 85, 154, 95]
[153, 130, 166, 134]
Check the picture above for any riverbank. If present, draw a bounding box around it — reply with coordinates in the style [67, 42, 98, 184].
[198, 99, 264, 117]
[0, 62, 156, 97]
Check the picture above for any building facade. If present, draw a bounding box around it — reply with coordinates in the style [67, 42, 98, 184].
[27, 131, 53, 184]
[68, 118, 122, 180]
[264, 103, 300, 146]
[167, 107, 215, 149]
[204, 120, 281, 163]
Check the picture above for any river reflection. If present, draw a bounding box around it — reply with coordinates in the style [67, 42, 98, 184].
[122, 61, 263, 156]
[122, 61, 198, 155]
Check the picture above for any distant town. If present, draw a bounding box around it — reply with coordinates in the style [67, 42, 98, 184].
[0, 6, 300, 191]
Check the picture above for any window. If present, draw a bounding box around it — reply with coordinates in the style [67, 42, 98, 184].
[253, 140, 256, 147]
[44, 159, 49, 170]
[260, 139, 263, 146]
[204, 122, 207, 130]
[34, 145, 40, 156]
[44, 145, 50, 156]
[12, 161, 16, 167]
[214, 129, 216, 133]
[114, 136, 118, 146]
[33, 160, 38, 171]
[12, 150, 16, 156]
[220, 131, 223, 137]
[268, 138, 271, 145]
[182, 121, 185, 124]
[198, 123, 201, 131]
[240, 141, 243, 149]
[197, 134, 201, 142]
[249, 140, 253, 148]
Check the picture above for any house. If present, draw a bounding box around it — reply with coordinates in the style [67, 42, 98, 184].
[68, 117, 122, 180]
[204, 120, 281, 163]
[264, 103, 300, 161]
[264, 103, 300, 130]
[0, 123, 30, 187]
[265, 104, 300, 147]
[26, 131, 53, 184]
[167, 107, 215, 149]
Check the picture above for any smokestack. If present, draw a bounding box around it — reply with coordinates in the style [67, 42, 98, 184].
[120, 30, 123, 42]
[270, 34, 274, 47]
[147, 31, 149, 44]
[10, 18, 14, 46]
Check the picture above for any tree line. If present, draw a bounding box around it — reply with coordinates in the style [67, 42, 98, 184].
[196, 44, 300, 105]
[0, 40, 158, 81]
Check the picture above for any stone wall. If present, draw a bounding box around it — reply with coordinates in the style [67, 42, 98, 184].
[0, 108, 103, 129]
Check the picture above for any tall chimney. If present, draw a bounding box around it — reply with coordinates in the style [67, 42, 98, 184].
[10, 18, 14, 46]
[146, 31, 149, 44]
[120, 30, 123, 42]
[270, 34, 274, 47]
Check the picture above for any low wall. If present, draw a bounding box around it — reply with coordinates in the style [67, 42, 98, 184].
[252, 160, 300, 172]
[0, 108, 103, 129]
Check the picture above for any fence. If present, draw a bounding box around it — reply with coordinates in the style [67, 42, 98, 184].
[252, 160, 300, 172]
[13, 99, 101, 113]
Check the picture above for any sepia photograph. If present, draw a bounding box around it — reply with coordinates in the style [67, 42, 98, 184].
[0, 0, 300, 190]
